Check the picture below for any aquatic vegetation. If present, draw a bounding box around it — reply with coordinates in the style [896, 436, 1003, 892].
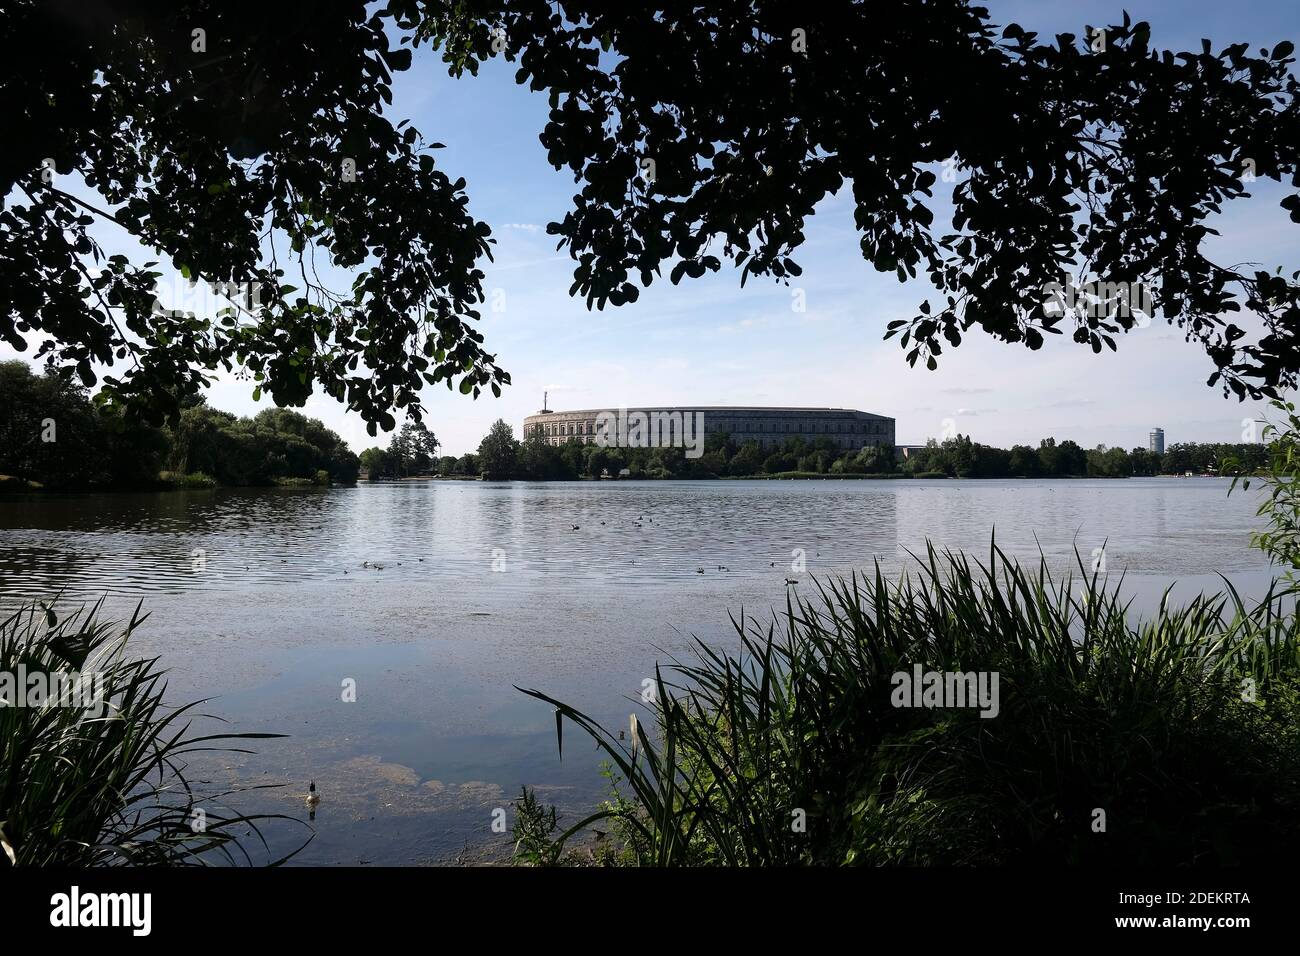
[1229, 399, 1300, 580]
[519, 541, 1300, 866]
[0, 599, 306, 866]
[159, 471, 217, 489]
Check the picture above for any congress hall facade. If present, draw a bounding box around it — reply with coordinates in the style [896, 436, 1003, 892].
[524, 401, 895, 453]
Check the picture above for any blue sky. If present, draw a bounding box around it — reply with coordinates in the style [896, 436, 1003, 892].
[8, 1, 1298, 455]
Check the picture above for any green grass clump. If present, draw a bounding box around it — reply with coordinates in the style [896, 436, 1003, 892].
[519, 541, 1300, 866]
[0, 600, 304, 866]
[157, 471, 217, 489]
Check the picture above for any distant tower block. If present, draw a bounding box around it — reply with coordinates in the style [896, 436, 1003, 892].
[1149, 427, 1165, 454]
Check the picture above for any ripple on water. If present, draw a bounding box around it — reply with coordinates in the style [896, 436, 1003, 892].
[0, 478, 1273, 865]
[0, 479, 1270, 606]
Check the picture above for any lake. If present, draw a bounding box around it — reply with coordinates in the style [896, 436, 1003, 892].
[0, 477, 1275, 864]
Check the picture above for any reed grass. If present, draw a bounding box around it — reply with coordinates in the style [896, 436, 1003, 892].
[0, 599, 305, 866]
[519, 540, 1300, 865]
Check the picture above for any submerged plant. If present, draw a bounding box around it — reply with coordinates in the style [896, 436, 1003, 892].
[511, 786, 561, 866]
[520, 541, 1300, 866]
[0, 599, 306, 866]
[510, 780, 627, 867]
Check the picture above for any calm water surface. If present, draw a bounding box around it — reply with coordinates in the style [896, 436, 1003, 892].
[0, 478, 1273, 864]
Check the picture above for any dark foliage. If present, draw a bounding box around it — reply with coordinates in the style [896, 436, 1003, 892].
[4, 2, 1297, 430]
[520, 546, 1300, 866]
[0, 359, 358, 488]
[417, 2, 1299, 397]
[2, 1, 507, 430]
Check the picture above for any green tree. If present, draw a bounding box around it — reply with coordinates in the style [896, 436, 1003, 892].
[851, 444, 895, 474]
[696, 448, 727, 477]
[1037, 438, 1061, 476]
[388, 427, 412, 478]
[727, 441, 763, 477]
[387, 420, 438, 477]
[944, 435, 977, 477]
[971, 444, 1010, 478]
[763, 448, 798, 474]
[519, 429, 557, 479]
[477, 419, 519, 480]
[0, 359, 168, 488]
[583, 444, 612, 479]
[164, 400, 356, 485]
[360, 447, 393, 479]
[648, 446, 686, 478]
[1161, 444, 1195, 474]
[1128, 447, 1160, 476]
[557, 439, 587, 478]
[428, 4, 1300, 400]
[10, 2, 1298, 430]
[1229, 401, 1300, 578]
[1007, 444, 1041, 477]
[1087, 445, 1132, 478]
[1054, 440, 1088, 477]
[0, 360, 100, 485]
[5, 1, 510, 429]
[705, 431, 736, 456]
[410, 422, 440, 472]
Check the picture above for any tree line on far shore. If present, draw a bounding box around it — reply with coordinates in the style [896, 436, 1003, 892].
[0, 361, 359, 490]
[2, 359, 1268, 490]
[383, 419, 1268, 482]
[899, 434, 1269, 479]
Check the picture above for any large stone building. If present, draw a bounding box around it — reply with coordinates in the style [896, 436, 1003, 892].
[523, 400, 895, 453]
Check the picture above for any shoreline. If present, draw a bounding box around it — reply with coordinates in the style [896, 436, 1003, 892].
[1, 472, 1241, 495]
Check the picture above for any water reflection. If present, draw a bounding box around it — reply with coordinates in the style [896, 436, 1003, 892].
[0, 478, 1261, 604]
[0, 477, 1273, 864]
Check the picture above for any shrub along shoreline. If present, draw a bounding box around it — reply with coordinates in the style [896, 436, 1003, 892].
[1, 360, 359, 491]
[0, 600, 308, 865]
[514, 544, 1300, 866]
